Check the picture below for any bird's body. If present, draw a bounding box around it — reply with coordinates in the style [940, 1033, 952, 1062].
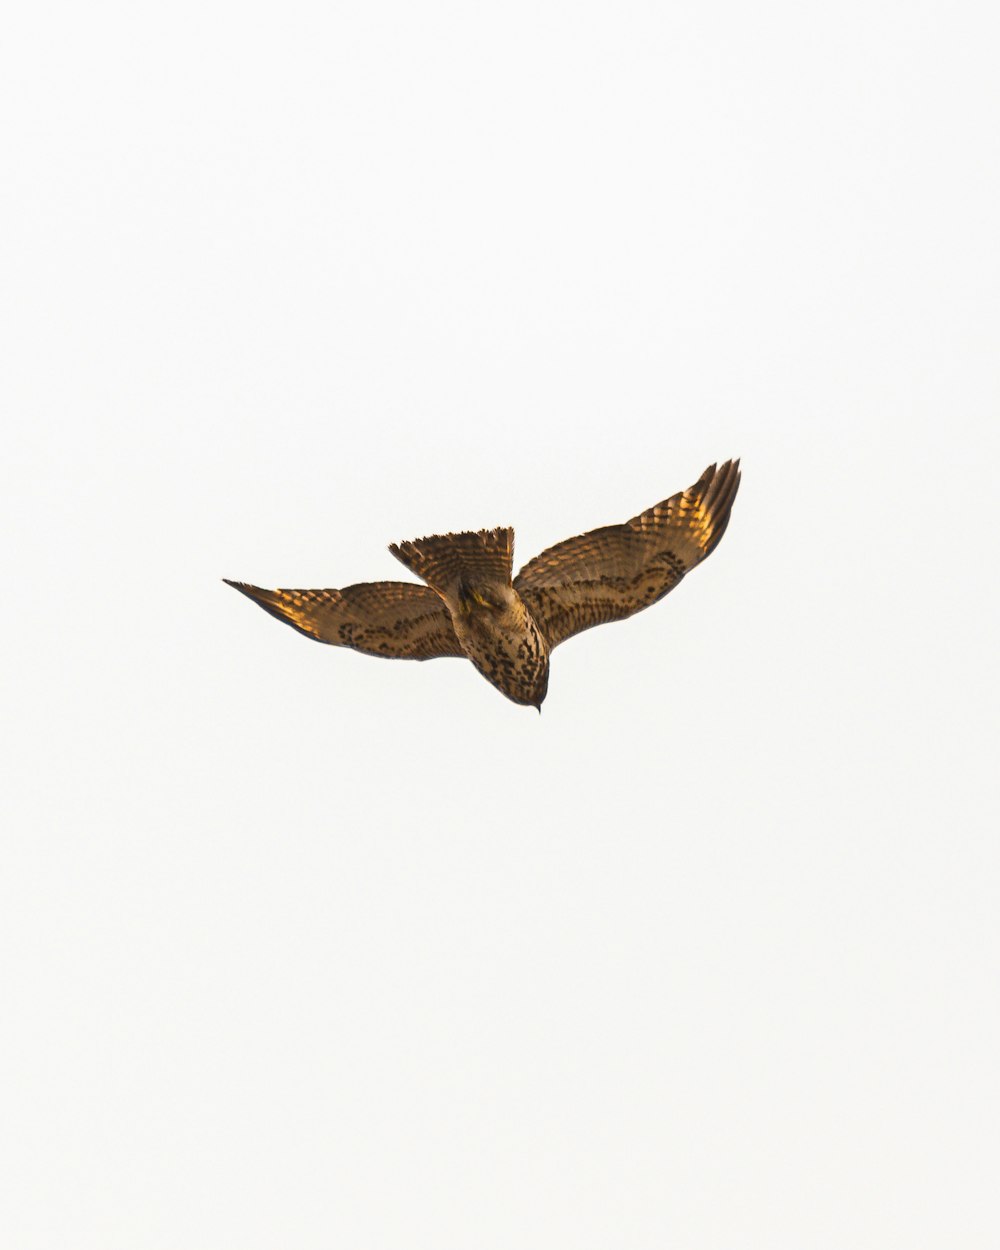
[388, 526, 551, 708]
[226, 459, 740, 708]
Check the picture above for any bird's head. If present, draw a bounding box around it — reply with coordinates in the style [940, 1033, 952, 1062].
[456, 581, 512, 613]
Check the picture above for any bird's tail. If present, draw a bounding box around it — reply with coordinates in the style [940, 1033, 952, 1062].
[389, 527, 513, 595]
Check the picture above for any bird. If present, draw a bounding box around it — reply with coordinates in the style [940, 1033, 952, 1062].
[225, 459, 740, 710]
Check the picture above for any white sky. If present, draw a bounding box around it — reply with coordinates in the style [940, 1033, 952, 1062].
[3, 1, 998, 1246]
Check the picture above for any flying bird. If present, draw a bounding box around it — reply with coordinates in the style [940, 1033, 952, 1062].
[225, 459, 740, 709]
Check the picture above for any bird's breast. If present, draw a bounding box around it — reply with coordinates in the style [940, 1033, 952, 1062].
[457, 606, 549, 707]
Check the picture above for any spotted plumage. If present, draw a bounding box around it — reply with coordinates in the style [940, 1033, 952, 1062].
[226, 459, 740, 708]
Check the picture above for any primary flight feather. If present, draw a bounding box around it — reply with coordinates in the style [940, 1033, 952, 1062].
[225, 458, 741, 709]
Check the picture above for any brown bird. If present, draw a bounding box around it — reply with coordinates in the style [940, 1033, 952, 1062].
[225, 459, 740, 709]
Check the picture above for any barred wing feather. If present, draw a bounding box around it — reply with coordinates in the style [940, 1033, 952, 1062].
[223, 580, 464, 660]
[514, 460, 740, 649]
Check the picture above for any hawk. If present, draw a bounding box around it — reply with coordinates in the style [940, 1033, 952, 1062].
[225, 459, 740, 709]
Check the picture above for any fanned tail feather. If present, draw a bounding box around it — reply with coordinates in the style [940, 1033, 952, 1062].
[389, 527, 514, 594]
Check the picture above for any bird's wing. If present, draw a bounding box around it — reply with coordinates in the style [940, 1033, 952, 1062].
[224, 579, 464, 659]
[514, 459, 740, 650]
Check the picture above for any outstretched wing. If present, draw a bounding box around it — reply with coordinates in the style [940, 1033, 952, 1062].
[224, 580, 464, 660]
[514, 459, 740, 649]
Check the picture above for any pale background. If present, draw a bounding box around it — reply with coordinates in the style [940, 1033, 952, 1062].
[2, 1, 998, 1247]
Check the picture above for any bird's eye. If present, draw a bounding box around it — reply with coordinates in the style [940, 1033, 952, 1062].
[471, 589, 500, 610]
